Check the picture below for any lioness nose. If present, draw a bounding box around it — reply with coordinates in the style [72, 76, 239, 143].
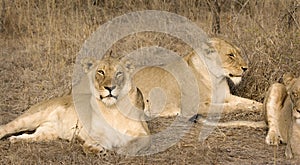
[242, 67, 248, 72]
[104, 86, 116, 92]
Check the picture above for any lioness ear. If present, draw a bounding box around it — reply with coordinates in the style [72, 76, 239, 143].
[183, 51, 195, 65]
[283, 72, 295, 86]
[208, 38, 220, 51]
[123, 60, 135, 74]
[81, 58, 98, 73]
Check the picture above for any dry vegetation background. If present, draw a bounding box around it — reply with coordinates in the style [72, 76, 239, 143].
[0, 0, 299, 164]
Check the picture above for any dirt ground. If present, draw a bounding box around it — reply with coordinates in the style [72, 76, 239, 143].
[1, 0, 300, 164]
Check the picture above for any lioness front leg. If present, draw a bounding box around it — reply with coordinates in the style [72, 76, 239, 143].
[223, 94, 263, 113]
[264, 83, 287, 145]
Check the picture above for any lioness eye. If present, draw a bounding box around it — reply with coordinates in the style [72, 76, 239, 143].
[116, 71, 123, 77]
[97, 70, 105, 75]
[228, 53, 235, 57]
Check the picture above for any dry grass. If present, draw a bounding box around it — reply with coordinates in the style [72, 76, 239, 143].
[0, 0, 300, 164]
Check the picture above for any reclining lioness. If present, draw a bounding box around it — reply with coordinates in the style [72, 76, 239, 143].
[0, 57, 150, 155]
[265, 73, 300, 159]
[134, 38, 262, 117]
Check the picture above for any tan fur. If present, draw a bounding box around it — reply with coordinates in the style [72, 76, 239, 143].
[264, 74, 300, 159]
[133, 38, 262, 117]
[0, 58, 150, 155]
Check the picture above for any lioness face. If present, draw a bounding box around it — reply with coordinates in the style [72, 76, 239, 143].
[83, 58, 132, 106]
[210, 38, 248, 85]
[290, 78, 300, 119]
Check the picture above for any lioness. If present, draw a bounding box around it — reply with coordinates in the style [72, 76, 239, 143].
[264, 73, 300, 158]
[203, 73, 300, 159]
[134, 38, 262, 117]
[0, 57, 150, 155]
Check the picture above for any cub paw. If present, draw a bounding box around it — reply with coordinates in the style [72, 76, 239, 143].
[265, 129, 282, 145]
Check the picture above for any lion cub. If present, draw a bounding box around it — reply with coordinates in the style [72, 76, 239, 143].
[0, 57, 150, 155]
[265, 73, 300, 158]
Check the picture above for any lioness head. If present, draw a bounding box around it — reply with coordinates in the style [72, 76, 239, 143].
[82, 58, 133, 106]
[289, 77, 300, 119]
[209, 38, 248, 84]
[282, 73, 300, 119]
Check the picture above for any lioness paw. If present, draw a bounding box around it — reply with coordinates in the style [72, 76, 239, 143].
[82, 142, 105, 155]
[9, 135, 34, 143]
[8, 136, 18, 143]
[285, 145, 293, 159]
[265, 130, 282, 145]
